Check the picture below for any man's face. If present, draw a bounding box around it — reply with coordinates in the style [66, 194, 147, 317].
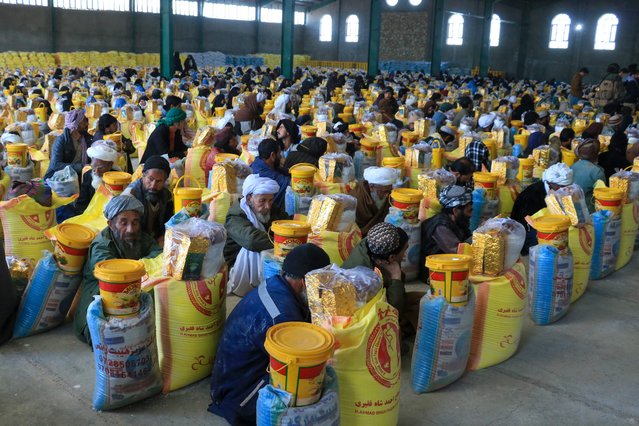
[79, 117, 89, 132]
[456, 172, 472, 185]
[142, 169, 167, 193]
[548, 182, 563, 192]
[277, 124, 289, 139]
[453, 203, 473, 228]
[388, 243, 408, 264]
[91, 158, 112, 177]
[248, 193, 274, 216]
[384, 91, 392, 99]
[109, 211, 141, 244]
[369, 183, 393, 201]
[106, 121, 119, 134]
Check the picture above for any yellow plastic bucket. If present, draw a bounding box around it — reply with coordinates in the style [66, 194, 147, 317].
[432, 147, 444, 169]
[53, 223, 96, 274]
[299, 106, 311, 116]
[633, 157, 639, 173]
[483, 138, 497, 160]
[102, 171, 132, 195]
[391, 188, 422, 223]
[510, 120, 523, 129]
[95, 259, 146, 317]
[533, 215, 571, 251]
[425, 254, 472, 306]
[271, 220, 311, 259]
[264, 322, 334, 407]
[289, 163, 317, 196]
[360, 138, 379, 158]
[513, 134, 529, 151]
[473, 172, 499, 199]
[518, 157, 535, 184]
[343, 106, 354, 114]
[301, 125, 317, 139]
[348, 124, 364, 136]
[240, 134, 251, 147]
[401, 132, 418, 148]
[103, 132, 123, 151]
[594, 187, 624, 217]
[382, 157, 405, 178]
[6, 143, 28, 167]
[561, 148, 577, 167]
[173, 175, 203, 217]
[214, 153, 239, 164]
[215, 107, 226, 117]
[337, 113, 353, 123]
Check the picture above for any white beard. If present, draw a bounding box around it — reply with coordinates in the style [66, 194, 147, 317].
[371, 191, 386, 209]
[91, 173, 103, 190]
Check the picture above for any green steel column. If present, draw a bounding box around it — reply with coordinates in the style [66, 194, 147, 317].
[367, 0, 381, 77]
[198, 0, 204, 53]
[430, 0, 444, 77]
[48, 0, 56, 53]
[516, 0, 530, 78]
[130, 0, 136, 53]
[160, 0, 174, 78]
[281, 0, 294, 79]
[479, 0, 496, 77]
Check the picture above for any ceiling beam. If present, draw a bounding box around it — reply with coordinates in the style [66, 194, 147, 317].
[306, 0, 336, 13]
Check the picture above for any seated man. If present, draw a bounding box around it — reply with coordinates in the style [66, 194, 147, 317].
[349, 166, 397, 237]
[445, 157, 475, 187]
[74, 195, 162, 344]
[44, 109, 93, 180]
[225, 174, 289, 296]
[511, 163, 573, 254]
[209, 244, 331, 426]
[73, 139, 120, 215]
[250, 139, 290, 209]
[571, 138, 605, 212]
[123, 155, 173, 241]
[342, 222, 408, 319]
[420, 185, 473, 281]
[465, 137, 491, 172]
[0, 241, 18, 346]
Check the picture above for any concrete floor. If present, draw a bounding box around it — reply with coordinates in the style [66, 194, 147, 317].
[2, 255, 639, 426]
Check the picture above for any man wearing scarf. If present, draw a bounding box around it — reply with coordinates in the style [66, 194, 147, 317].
[123, 155, 173, 241]
[73, 195, 162, 344]
[349, 166, 398, 237]
[141, 107, 188, 163]
[44, 109, 92, 179]
[233, 92, 266, 134]
[224, 174, 289, 297]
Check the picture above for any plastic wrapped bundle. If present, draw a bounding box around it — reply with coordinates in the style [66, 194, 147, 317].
[609, 170, 639, 204]
[318, 153, 354, 183]
[208, 159, 251, 193]
[305, 264, 383, 328]
[417, 168, 456, 199]
[405, 143, 433, 169]
[590, 210, 621, 280]
[532, 145, 558, 170]
[528, 244, 574, 325]
[163, 218, 227, 280]
[261, 249, 283, 282]
[46, 165, 79, 197]
[411, 288, 475, 393]
[256, 366, 340, 426]
[545, 184, 591, 226]
[306, 194, 357, 233]
[472, 218, 525, 276]
[284, 186, 312, 216]
[491, 156, 519, 185]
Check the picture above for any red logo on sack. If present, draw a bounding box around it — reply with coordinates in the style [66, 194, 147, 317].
[186, 279, 213, 316]
[366, 307, 400, 388]
[579, 226, 594, 256]
[21, 211, 55, 231]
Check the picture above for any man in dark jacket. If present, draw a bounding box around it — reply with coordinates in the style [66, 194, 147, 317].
[250, 139, 290, 209]
[209, 244, 331, 426]
[140, 108, 188, 163]
[283, 137, 327, 169]
[0, 242, 18, 346]
[123, 155, 173, 241]
[44, 109, 93, 179]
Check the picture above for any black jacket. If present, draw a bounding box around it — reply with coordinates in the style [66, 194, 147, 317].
[510, 180, 547, 230]
[140, 123, 187, 163]
[283, 137, 327, 169]
[44, 128, 93, 180]
[420, 212, 471, 281]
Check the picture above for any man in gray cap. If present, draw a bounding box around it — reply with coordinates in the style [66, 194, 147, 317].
[420, 185, 473, 281]
[73, 194, 162, 344]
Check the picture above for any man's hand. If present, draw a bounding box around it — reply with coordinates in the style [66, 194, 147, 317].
[376, 259, 402, 281]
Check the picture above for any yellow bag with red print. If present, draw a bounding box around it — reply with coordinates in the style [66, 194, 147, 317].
[142, 266, 227, 393]
[330, 289, 401, 426]
[569, 224, 594, 303]
[184, 146, 211, 188]
[0, 193, 75, 263]
[307, 224, 362, 266]
[498, 183, 521, 216]
[615, 202, 639, 270]
[314, 175, 357, 195]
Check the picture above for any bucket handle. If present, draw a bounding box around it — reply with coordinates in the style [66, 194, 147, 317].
[173, 174, 202, 193]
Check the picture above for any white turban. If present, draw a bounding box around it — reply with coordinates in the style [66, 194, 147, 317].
[508, 95, 517, 104]
[543, 163, 573, 186]
[363, 166, 400, 186]
[256, 92, 267, 103]
[273, 94, 290, 114]
[440, 126, 456, 137]
[242, 174, 280, 197]
[478, 113, 495, 129]
[1, 133, 23, 144]
[87, 139, 118, 163]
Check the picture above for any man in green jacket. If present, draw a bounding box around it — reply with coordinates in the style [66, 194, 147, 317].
[74, 195, 162, 344]
[342, 222, 408, 319]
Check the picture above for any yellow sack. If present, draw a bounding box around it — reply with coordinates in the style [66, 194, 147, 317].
[331, 289, 401, 426]
[131, 164, 143, 182]
[615, 202, 639, 270]
[142, 266, 227, 393]
[569, 224, 594, 303]
[139, 253, 164, 277]
[418, 197, 442, 221]
[467, 261, 527, 371]
[45, 184, 113, 239]
[498, 183, 521, 216]
[240, 145, 255, 166]
[307, 225, 362, 266]
[184, 146, 211, 188]
[0, 170, 10, 201]
[204, 191, 232, 224]
[313, 175, 357, 195]
[0, 193, 75, 263]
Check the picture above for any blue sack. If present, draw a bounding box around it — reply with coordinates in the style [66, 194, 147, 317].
[528, 244, 573, 325]
[590, 210, 621, 280]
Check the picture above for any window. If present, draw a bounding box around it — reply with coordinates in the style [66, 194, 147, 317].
[490, 13, 501, 47]
[260, 7, 305, 25]
[594, 13, 618, 50]
[345, 14, 359, 43]
[203, 2, 255, 21]
[386, 0, 398, 6]
[173, 0, 197, 16]
[0, 0, 47, 6]
[446, 13, 464, 45]
[319, 14, 332, 42]
[409, 0, 422, 5]
[53, 0, 129, 11]
[549, 13, 570, 49]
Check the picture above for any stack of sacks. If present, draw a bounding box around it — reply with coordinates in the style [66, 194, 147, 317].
[529, 215, 574, 325]
[608, 171, 639, 269]
[417, 168, 456, 220]
[470, 172, 500, 231]
[491, 156, 521, 216]
[305, 265, 400, 425]
[305, 194, 361, 266]
[544, 184, 593, 302]
[315, 153, 357, 195]
[405, 142, 433, 188]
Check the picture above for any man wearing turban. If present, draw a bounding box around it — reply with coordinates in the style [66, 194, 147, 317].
[511, 162, 574, 254]
[140, 107, 188, 163]
[224, 174, 290, 296]
[349, 166, 399, 237]
[73, 139, 120, 215]
[74, 195, 162, 344]
[44, 109, 93, 179]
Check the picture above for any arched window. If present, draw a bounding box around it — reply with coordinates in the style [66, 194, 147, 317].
[345, 15, 359, 43]
[446, 13, 464, 46]
[594, 13, 618, 50]
[319, 14, 332, 42]
[386, 0, 398, 6]
[490, 13, 501, 47]
[549, 13, 571, 49]
[409, 0, 422, 5]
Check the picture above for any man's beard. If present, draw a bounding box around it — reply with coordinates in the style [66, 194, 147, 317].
[254, 210, 271, 224]
[454, 211, 470, 230]
[144, 189, 160, 204]
[91, 173, 103, 190]
[371, 191, 386, 209]
[112, 228, 142, 257]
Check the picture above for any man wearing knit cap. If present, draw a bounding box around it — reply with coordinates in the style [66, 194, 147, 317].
[73, 139, 120, 215]
[123, 155, 173, 240]
[350, 167, 399, 236]
[74, 195, 162, 344]
[343, 222, 409, 318]
[44, 108, 93, 179]
[511, 163, 574, 254]
[209, 243, 331, 425]
[420, 185, 473, 280]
